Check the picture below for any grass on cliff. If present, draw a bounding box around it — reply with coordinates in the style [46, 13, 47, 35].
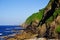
[46, 8, 60, 23]
[25, 7, 60, 25]
[25, 9, 44, 24]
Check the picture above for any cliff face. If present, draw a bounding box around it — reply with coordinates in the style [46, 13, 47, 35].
[38, 0, 60, 25]
[6, 0, 60, 40]
[22, 0, 60, 39]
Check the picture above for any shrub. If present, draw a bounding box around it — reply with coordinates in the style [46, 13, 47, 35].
[55, 25, 60, 33]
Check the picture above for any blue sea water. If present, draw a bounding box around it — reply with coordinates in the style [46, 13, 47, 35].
[0, 25, 23, 36]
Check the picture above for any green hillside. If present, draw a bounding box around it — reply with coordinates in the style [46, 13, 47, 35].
[26, 9, 44, 24]
[26, 7, 60, 24]
[25, 0, 60, 25]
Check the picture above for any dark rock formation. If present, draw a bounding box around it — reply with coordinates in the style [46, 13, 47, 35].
[38, 0, 60, 26]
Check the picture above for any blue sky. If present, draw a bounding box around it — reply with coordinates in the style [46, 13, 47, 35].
[0, 0, 49, 25]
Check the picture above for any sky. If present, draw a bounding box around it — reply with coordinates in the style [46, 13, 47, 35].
[0, 0, 49, 25]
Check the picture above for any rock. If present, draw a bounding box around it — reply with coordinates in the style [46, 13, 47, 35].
[40, 24, 46, 37]
[15, 32, 32, 39]
[21, 23, 28, 28]
[37, 38, 47, 40]
[49, 21, 57, 38]
[7, 38, 17, 40]
[24, 37, 37, 40]
[56, 16, 60, 24]
[31, 20, 39, 27]
[37, 24, 46, 37]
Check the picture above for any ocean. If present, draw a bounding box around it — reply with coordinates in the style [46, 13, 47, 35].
[0, 25, 23, 36]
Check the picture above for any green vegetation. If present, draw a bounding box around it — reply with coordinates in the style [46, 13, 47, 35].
[25, 9, 44, 24]
[55, 25, 60, 33]
[26, 7, 60, 24]
[53, 8, 60, 17]
[46, 16, 53, 23]
[46, 8, 60, 23]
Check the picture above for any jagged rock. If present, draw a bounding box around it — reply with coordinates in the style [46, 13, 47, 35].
[21, 23, 29, 28]
[49, 21, 57, 38]
[31, 20, 39, 27]
[24, 20, 39, 34]
[15, 32, 32, 39]
[24, 37, 37, 40]
[55, 16, 60, 24]
[37, 24, 46, 37]
[37, 38, 47, 40]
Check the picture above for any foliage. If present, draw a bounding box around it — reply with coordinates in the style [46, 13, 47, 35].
[25, 7, 60, 24]
[55, 25, 60, 33]
[46, 8, 60, 23]
[53, 8, 60, 18]
[25, 9, 44, 24]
